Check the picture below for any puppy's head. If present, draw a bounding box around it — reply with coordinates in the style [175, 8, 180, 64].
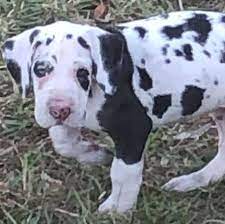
[1, 22, 130, 128]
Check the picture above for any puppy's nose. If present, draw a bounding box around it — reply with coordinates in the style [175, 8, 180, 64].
[49, 106, 71, 121]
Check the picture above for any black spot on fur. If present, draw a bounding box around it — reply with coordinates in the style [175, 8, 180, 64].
[46, 37, 53, 45]
[181, 85, 206, 115]
[30, 29, 40, 44]
[203, 50, 211, 58]
[152, 94, 172, 119]
[162, 24, 184, 39]
[136, 66, 152, 90]
[98, 31, 152, 164]
[77, 36, 90, 49]
[6, 59, 21, 84]
[66, 34, 73, 39]
[182, 44, 193, 61]
[186, 13, 211, 45]
[134, 26, 147, 38]
[165, 59, 171, 64]
[2, 40, 14, 51]
[141, 58, 145, 64]
[99, 33, 125, 72]
[214, 79, 219, 85]
[220, 42, 225, 63]
[162, 13, 211, 45]
[220, 52, 225, 63]
[195, 79, 200, 83]
[162, 44, 169, 55]
[221, 15, 225, 23]
[175, 49, 183, 56]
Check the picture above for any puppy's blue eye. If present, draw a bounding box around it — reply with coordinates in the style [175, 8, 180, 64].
[33, 61, 53, 78]
[77, 68, 90, 91]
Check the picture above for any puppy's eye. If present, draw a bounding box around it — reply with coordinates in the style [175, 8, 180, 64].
[77, 68, 90, 91]
[33, 61, 53, 78]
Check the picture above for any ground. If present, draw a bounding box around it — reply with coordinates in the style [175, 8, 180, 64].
[0, 0, 225, 223]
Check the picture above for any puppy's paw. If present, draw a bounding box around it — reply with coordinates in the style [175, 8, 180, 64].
[162, 173, 204, 192]
[98, 194, 134, 214]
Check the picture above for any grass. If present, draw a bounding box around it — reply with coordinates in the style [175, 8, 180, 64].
[1, 0, 225, 223]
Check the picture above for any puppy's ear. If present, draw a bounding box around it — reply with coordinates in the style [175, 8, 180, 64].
[1, 27, 41, 98]
[80, 27, 128, 95]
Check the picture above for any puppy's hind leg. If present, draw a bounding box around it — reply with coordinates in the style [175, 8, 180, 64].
[163, 108, 225, 192]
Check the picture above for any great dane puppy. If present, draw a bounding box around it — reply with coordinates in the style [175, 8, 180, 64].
[2, 11, 225, 213]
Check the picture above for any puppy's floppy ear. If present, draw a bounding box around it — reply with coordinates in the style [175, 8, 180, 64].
[80, 27, 128, 95]
[1, 27, 41, 98]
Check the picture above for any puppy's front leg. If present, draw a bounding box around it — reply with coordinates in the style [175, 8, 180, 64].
[98, 105, 152, 213]
[49, 125, 113, 165]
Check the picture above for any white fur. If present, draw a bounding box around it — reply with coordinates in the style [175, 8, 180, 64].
[98, 158, 143, 213]
[49, 125, 112, 165]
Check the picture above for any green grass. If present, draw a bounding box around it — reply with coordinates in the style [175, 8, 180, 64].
[1, 0, 225, 223]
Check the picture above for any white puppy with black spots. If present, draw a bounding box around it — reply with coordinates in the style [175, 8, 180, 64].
[2, 11, 225, 213]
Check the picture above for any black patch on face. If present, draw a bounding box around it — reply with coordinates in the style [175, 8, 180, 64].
[77, 68, 90, 91]
[136, 66, 152, 90]
[182, 44, 193, 61]
[162, 13, 212, 45]
[2, 40, 14, 51]
[66, 34, 73, 39]
[203, 50, 211, 58]
[77, 36, 90, 49]
[30, 29, 40, 44]
[6, 59, 21, 84]
[175, 49, 183, 56]
[134, 26, 147, 38]
[152, 94, 172, 119]
[165, 59, 171, 64]
[181, 85, 206, 116]
[98, 31, 152, 164]
[46, 37, 54, 45]
[33, 61, 54, 78]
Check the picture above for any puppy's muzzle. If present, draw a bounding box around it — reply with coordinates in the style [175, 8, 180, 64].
[49, 105, 71, 121]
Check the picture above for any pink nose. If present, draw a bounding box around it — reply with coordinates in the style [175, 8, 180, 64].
[49, 106, 71, 121]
